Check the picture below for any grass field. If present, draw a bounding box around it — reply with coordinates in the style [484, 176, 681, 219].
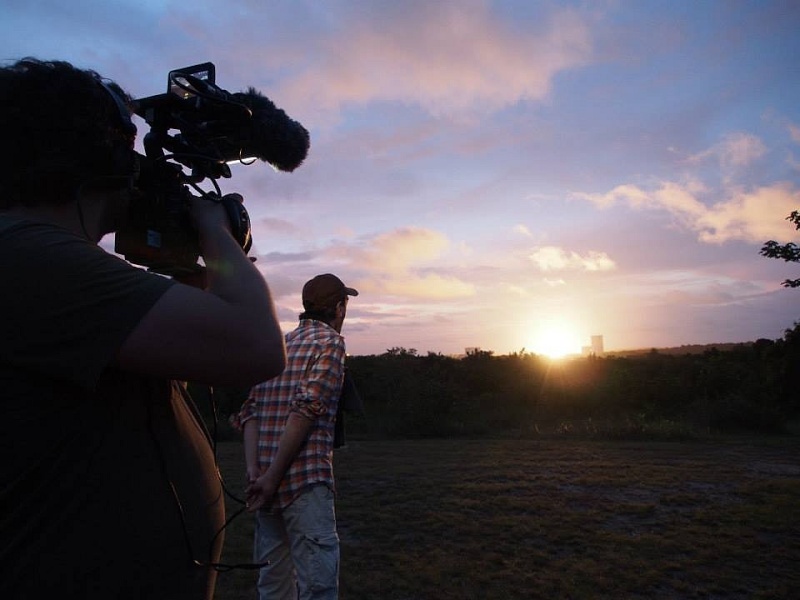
[211, 437, 800, 599]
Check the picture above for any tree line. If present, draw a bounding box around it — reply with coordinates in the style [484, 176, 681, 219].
[194, 322, 799, 441]
[340, 322, 800, 440]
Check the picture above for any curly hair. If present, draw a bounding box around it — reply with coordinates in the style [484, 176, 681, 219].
[0, 58, 137, 208]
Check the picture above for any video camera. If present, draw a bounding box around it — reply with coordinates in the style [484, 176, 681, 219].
[114, 62, 309, 276]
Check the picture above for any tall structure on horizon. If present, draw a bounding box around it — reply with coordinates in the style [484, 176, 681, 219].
[582, 335, 604, 356]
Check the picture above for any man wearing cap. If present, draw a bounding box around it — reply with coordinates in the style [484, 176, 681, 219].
[233, 273, 358, 600]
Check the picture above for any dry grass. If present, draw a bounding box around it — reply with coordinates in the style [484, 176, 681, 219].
[212, 437, 800, 599]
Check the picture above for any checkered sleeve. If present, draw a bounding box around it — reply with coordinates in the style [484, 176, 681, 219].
[229, 384, 263, 430]
[290, 336, 346, 421]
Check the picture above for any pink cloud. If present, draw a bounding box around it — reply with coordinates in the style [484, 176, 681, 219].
[321, 226, 476, 300]
[697, 183, 800, 244]
[577, 180, 800, 244]
[687, 132, 767, 169]
[528, 246, 616, 272]
[276, 3, 593, 118]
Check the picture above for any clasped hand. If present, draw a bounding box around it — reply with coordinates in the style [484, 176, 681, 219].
[245, 469, 278, 513]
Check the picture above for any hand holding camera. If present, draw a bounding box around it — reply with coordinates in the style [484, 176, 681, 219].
[189, 192, 249, 249]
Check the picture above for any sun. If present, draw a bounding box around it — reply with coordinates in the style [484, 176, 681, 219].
[529, 320, 582, 359]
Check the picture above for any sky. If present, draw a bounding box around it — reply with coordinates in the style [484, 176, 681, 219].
[2, 0, 799, 357]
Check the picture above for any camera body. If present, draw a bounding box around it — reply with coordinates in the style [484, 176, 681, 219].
[114, 63, 308, 276]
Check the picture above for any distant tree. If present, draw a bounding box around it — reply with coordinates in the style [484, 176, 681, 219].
[761, 210, 800, 287]
[384, 347, 418, 357]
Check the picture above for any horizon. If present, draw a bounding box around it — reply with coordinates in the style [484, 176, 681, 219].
[2, 1, 798, 357]
[346, 335, 779, 359]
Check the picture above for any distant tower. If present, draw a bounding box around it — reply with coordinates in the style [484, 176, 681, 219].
[591, 335, 604, 355]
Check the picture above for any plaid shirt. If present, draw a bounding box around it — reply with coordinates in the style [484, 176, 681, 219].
[232, 319, 346, 509]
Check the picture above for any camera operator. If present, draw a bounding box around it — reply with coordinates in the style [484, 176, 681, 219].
[0, 58, 286, 599]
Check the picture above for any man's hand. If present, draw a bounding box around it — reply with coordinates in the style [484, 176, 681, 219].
[188, 192, 239, 239]
[116, 188, 286, 388]
[245, 412, 316, 513]
[246, 464, 261, 486]
[245, 473, 279, 512]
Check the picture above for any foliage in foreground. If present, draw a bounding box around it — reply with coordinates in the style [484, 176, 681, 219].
[761, 210, 800, 288]
[342, 323, 800, 439]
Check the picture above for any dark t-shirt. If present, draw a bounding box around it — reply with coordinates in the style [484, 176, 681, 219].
[0, 217, 224, 599]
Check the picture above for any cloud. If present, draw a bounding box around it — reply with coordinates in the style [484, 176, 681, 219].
[579, 184, 652, 209]
[258, 250, 315, 264]
[255, 217, 304, 237]
[696, 184, 799, 243]
[686, 132, 767, 169]
[577, 181, 799, 244]
[357, 227, 450, 272]
[276, 2, 593, 118]
[360, 273, 477, 299]
[789, 123, 800, 144]
[528, 246, 616, 272]
[544, 278, 567, 287]
[326, 227, 476, 300]
[575, 128, 799, 244]
[514, 224, 532, 237]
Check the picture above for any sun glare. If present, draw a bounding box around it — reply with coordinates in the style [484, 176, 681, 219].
[530, 320, 582, 359]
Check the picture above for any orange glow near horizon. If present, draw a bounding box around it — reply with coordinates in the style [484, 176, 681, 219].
[529, 319, 583, 359]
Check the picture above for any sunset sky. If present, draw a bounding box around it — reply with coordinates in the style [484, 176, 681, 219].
[2, 0, 799, 357]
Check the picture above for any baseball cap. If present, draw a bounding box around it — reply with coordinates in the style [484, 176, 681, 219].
[302, 273, 359, 311]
